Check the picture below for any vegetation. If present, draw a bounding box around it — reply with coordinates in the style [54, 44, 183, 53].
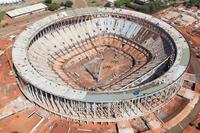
[0, 12, 5, 22]
[104, 2, 111, 7]
[86, 0, 101, 7]
[116, 0, 168, 14]
[64, 1, 73, 8]
[44, 0, 70, 11]
[60, 2, 65, 7]
[145, 0, 168, 13]
[44, 0, 52, 4]
[114, 0, 130, 8]
[185, 0, 200, 8]
[2, 23, 8, 28]
[48, 3, 61, 11]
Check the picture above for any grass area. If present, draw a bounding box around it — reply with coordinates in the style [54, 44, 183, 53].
[0, 12, 5, 22]
[86, 0, 105, 7]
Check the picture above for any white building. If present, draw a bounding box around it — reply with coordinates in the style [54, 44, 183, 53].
[0, 0, 22, 5]
[6, 3, 47, 18]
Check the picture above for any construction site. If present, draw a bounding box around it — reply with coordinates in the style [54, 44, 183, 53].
[0, 2, 199, 133]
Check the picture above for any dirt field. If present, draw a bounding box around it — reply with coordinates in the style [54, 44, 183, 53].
[0, 53, 21, 108]
[40, 116, 117, 133]
[0, 37, 12, 52]
[72, 0, 88, 8]
[0, 108, 41, 133]
[160, 96, 189, 122]
[64, 46, 133, 90]
[182, 126, 200, 133]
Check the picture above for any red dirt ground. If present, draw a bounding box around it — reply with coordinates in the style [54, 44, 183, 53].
[0, 53, 21, 108]
[64, 47, 133, 90]
[0, 37, 12, 49]
[42, 116, 117, 133]
[159, 96, 189, 121]
[72, 0, 88, 8]
[0, 108, 41, 133]
[34, 114, 117, 133]
[177, 26, 200, 48]
[182, 126, 200, 133]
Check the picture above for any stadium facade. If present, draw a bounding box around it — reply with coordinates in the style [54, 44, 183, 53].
[12, 7, 190, 123]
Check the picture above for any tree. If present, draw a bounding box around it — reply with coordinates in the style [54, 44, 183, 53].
[0, 12, 5, 22]
[114, 0, 130, 8]
[44, 0, 52, 4]
[104, 2, 111, 7]
[48, 3, 60, 11]
[60, 2, 65, 7]
[65, 1, 73, 8]
[185, 0, 200, 8]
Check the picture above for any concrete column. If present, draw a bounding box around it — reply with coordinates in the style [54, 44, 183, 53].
[31, 86, 37, 100]
[34, 88, 39, 101]
[67, 100, 76, 116]
[128, 101, 132, 115]
[39, 90, 46, 105]
[28, 85, 35, 99]
[144, 95, 148, 110]
[35, 88, 43, 104]
[44, 92, 52, 108]
[93, 103, 96, 118]
[50, 95, 58, 111]
[58, 97, 65, 114]
[54, 96, 61, 113]
[62, 98, 69, 114]
[108, 103, 111, 118]
[86, 103, 90, 117]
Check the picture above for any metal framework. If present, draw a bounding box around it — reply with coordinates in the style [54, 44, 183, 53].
[12, 7, 190, 123]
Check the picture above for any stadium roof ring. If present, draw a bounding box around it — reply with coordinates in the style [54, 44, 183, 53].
[12, 7, 190, 122]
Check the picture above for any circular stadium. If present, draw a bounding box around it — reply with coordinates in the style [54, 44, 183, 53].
[12, 7, 190, 123]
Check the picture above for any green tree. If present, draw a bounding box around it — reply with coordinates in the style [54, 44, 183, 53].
[44, 0, 52, 4]
[185, 0, 200, 8]
[0, 12, 5, 22]
[65, 0, 73, 8]
[104, 2, 111, 7]
[114, 0, 130, 8]
[60, 2, 65, 6]
[48, 3, 60, 11]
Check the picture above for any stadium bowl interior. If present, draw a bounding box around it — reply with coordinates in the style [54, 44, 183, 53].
[27, 9, 176, 92]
